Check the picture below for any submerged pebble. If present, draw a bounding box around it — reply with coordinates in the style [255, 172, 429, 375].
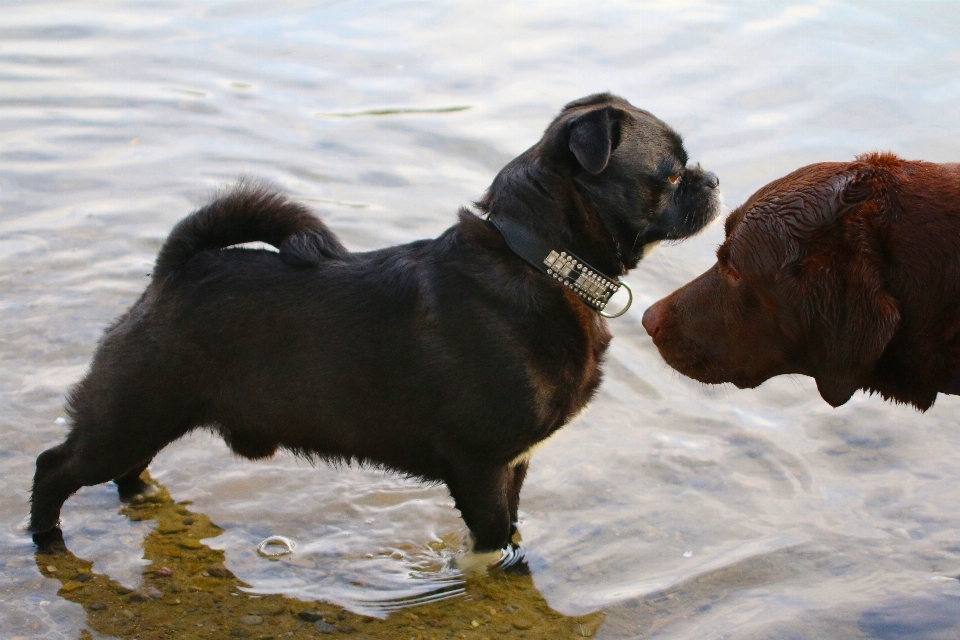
[128, 585, 163, 602]
[207, 566, 234, 579]
[260, 602, 286, 616]
[298, 610, 324, 622]
[315, 620, 336, 634]
[512, 617, 535, 630]
[159, 523, 188, 534]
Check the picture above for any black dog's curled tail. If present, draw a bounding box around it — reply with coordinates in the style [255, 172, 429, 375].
[153, 181, 347, 282]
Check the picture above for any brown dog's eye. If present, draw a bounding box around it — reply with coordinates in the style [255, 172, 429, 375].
[668, 173, 681, 185]
[722, 265, 741, 283]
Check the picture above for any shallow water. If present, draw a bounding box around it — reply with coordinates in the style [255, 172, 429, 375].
[2, 1, 960, 638]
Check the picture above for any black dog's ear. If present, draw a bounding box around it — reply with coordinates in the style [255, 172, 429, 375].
[568, 107, 616, 174]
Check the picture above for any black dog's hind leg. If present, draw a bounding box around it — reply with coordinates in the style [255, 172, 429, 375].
[445, 462, 513, 553]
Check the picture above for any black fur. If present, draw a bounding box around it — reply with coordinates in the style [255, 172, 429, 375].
[31, 93, 720, 554]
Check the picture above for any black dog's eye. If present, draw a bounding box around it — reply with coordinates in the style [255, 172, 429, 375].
[668, 173, 681, 185]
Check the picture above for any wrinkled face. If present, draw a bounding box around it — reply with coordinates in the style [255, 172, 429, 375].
[641, 162, 886, 404]
[547, 95, 723, 268]
[611, 108, 723, 254]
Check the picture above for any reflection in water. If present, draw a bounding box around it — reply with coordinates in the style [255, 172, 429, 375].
[315, 106, 471, 118]
[34, 474, 604, 639]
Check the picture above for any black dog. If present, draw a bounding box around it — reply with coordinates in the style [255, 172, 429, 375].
[31, 93, 720, 554]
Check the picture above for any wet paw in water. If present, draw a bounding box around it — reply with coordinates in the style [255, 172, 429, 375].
[119, 482, 163, 504]
[454, 545, 529, 577]
[32, 527, 68, 556]
[454, 549, 506, 576]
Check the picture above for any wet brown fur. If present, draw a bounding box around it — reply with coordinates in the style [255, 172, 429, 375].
[644, 153, 960, 410]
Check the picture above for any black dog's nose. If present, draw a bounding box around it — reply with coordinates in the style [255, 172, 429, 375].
[702, 171, 719, 189]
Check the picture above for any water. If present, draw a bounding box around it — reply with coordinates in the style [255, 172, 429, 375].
[2, 1, 959, 637]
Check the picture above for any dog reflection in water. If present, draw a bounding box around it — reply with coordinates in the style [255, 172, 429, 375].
[34, 476, 605, 639]
[31, 93, 720, 557]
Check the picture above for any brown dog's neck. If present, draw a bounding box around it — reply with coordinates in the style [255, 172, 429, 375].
[862, 159, 960, 406]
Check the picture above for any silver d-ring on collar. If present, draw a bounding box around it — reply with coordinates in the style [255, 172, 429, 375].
[599, 280, 633, 318]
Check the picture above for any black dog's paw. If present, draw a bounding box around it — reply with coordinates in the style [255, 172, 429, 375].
[497, 544, 531, 576]
[33, 527, 68, 555]
[118, 481, 162, 504]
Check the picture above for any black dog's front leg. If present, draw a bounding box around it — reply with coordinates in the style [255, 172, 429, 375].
[445, 462, 513, 553]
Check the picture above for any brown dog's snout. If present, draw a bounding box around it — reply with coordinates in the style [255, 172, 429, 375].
[642, 299, 666, 338]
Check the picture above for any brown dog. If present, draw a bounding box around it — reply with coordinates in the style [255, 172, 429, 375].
[642, 152, 960, 410]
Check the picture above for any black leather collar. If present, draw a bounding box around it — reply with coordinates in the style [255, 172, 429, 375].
[489, 214, 631, 317]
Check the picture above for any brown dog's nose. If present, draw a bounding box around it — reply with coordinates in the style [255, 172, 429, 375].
[642, 300, 665, 337]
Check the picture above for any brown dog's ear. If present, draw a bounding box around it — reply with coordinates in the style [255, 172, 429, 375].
[812, 281, 900, 407]
[802, 174, 899, 407]
[568, 107, 615, 174]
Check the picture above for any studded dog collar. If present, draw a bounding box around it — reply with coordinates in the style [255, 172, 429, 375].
[489, 215, 633, 318]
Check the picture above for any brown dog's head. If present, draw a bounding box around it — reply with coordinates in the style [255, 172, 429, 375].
[642, 153, 932, 408]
